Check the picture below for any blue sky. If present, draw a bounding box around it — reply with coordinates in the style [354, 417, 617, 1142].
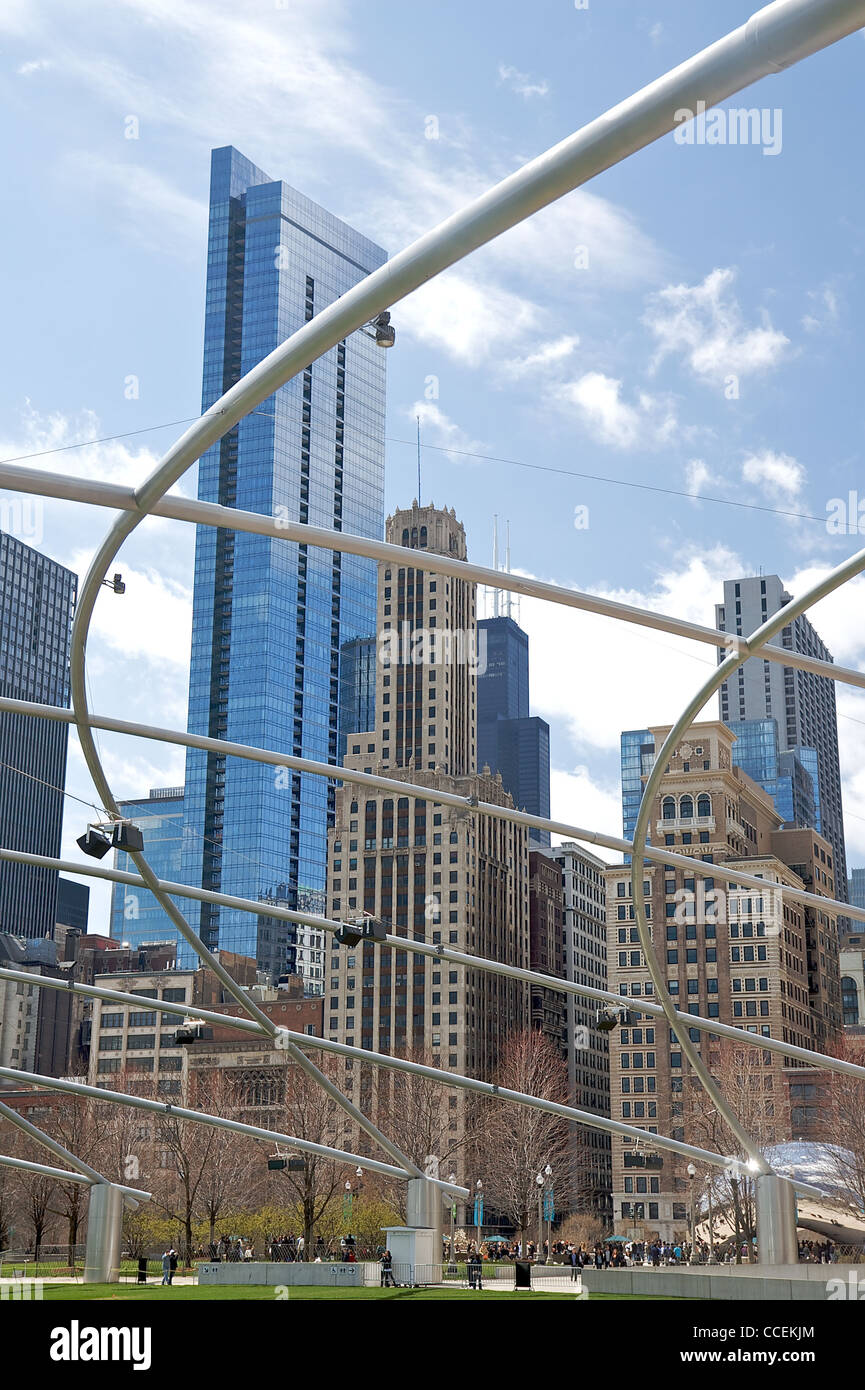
[2, 0, 865, 931]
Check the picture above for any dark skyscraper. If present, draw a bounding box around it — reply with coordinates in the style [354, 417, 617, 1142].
[477, 616, 551, 845]
[180, 147, 387, 983]
[0, 530, 76, 939]
[716, 574, 848, 907]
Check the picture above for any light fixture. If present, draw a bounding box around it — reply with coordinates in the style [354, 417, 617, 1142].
[101, 572, 125, 594]
[76, 826, 112, 859]
[112, 821, 144, 853]
[536, 1172, 544, 1187]
[371, 311, 395, 348]
[596, 1004, 628, 1032]
[687, 1162, 697, 1178]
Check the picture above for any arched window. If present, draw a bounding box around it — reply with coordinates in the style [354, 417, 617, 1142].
[402, 529, 409, 546]
[680, 795, 694, 820]
[420, 526, 428, 548]
[662, 797, 676, 820]
[697, 794, 711, 818]
[842, 976, 860, 1026]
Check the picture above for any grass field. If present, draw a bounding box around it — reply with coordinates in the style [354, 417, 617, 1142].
[33, 1282, 685, 1302]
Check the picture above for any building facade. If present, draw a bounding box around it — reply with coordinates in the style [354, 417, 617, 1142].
[550, 841, 612, 1219]
[716, 574, 848, 906]
[180, 146, 388, 979]
[477, 616, 551, 845]
[606, 721, 836, 1242]
[109, 787, 185, 951]
[0, 531, 76, 939]
[327, 504, 530, 1156]
[727, 717, 819, 830]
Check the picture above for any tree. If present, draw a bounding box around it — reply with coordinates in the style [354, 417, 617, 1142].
[823, 1037, 865, 1211]
[374, 1047, 478, 1218]
[265, 1053, 348, 1255]
[478, 1031, 570, 1245]
[42, 1095, 112, 1267]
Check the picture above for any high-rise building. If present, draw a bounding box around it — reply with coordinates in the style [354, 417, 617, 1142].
[716, 575, 848, 906]
[727, 717, 819, 829]
[109, 787, 186, 951]
[605, 721, 842, 1241]
[180, 147, 388, 979]
[550, 841, 612, 1219]
[849, 867, 865, 912]
[528, 849, 565, 1047]
[0, 531, 77, 940]
[477, 616, 551, 845]
[56, 877, 89, 934]
[328, 504, 530, 1150]
[620, 729, 655, 861]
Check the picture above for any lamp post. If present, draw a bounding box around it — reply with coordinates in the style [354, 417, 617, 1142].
[475, 1179, 483, 1256]
[448, 1172, 457, 1271]
[536, 1172, 544, 1261]
[687, 1162, 698, 1263]
[731, 1176, 743, 1264]
[544, 1163, 553, 1257]
[707, 1178, 716, 1263]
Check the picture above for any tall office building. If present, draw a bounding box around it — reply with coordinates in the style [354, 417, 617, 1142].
[716, 575, 848, 906]
[56, 878, 89, 934]
[0, 532, 76, 939]
[328, 504, 530, 1151]
[727, 717, 819, 829]
[109, 787, 186, 951]
[550, 841, 612, 1218]
[620, 729, 654, 860]
[180, 147, 387, 979]
[606, 721, 841, 1240]
[849, 868, 865, 913]
[477, 616, 551, 845]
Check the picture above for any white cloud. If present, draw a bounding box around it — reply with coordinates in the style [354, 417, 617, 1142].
[550, 765, 621, 857]
[685, 458, 716, 496]
[497, 64, 550, 99]
[17, 57, 52, 75]
[398, 270, 541, 367]
[553, 371, 678, 450]
[802, 282, 841, 334]
[411, 401, 485, 464]
[644, 267, 790, 385]
[502, 335, 579, 378]
[63, 154, 207, 255]
[741, 449, 806, 501]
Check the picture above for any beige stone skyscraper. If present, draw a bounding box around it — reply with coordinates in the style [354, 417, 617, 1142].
[605, 720, 841, 1242]
[327, 503, 529, 1157]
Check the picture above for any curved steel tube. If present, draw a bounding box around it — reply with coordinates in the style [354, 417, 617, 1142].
[630, 543, 865, 1172]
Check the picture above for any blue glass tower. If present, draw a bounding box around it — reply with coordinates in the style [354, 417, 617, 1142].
[180, 147, 387, 979]
[110, 788, 185, 951]
[727, 718, 820, 829]
[477, 616, 550, 844]
[620, 728, 654, 861]
[0, 530, 77, 939]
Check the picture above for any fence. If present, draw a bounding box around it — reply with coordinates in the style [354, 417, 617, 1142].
[0, 1245, 85, 1280]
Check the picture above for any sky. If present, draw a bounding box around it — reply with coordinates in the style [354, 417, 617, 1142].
[1, 0, 865, 935]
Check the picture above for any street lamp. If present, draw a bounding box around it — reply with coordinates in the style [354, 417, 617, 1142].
[687, 1162, 699, 1264]
[544, 1164, 553, 1256]
[448, 1172, 457, 1271]
[536, 1172, 544, 1261]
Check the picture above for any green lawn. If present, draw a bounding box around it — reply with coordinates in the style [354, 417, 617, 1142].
[37, 1282, 685, 1302]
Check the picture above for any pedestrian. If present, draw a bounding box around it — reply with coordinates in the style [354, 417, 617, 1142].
[161, 1251, 172, 1287]
[168, 1248, 177, 1284]
[380, 1249, 395, 1288]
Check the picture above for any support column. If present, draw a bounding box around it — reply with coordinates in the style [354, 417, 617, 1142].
[83, 1183, 125, 1284]
[756, 1173, 798, 1267]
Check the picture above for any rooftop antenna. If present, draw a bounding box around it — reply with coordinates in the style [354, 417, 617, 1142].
[492, 514, 500, 619]
[416, 416, 422, 505]
[505, 519, 514, 621]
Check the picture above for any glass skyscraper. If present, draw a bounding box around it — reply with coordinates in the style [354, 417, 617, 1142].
[620, 728, 654, 861]
[477, 616, 550, 845]
[0, 530, 76, 939]
[109, 787, 185, 951]
[716, 574, 848, 901]
[727, 717, 819, 829]
[180, 147, 387, 982]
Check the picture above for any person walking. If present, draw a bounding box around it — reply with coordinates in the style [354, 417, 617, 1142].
[161, 1251, 172, 1287]
[168, 1249, 177, 1284]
